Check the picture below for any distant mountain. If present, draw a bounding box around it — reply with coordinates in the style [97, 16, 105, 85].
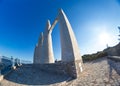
[104, 43, 120, 56]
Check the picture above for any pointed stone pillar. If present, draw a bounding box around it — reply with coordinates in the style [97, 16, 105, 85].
[58, 9, 83, 78]
[41, 20, 55, 63]
[37, 32, 44, 63]
[58, 9, 82, 62]
[33, 44, 38, 63]
[33, 32, 43, 64]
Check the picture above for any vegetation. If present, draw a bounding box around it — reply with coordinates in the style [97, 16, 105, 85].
[0, 63, 4, 70]
[82, 51, 108, 62]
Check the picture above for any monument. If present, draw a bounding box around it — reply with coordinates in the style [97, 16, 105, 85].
[41, 20, 55, 63]
[33, 32, 43, 63]
[33, 9, 83, 78]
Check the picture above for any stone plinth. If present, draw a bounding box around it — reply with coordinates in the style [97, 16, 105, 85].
[0, 75, 3, 82]
[33, 60, 83, 78]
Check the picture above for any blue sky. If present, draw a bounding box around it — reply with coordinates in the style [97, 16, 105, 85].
[0, 0, 120, 62]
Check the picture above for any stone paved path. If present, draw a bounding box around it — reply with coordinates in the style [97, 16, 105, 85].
[65, 57, 120, 86]
[0, 64, 69, 86]
[0, 57, 120, 86]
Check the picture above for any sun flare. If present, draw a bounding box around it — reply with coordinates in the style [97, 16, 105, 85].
[99, 32, 110, 45]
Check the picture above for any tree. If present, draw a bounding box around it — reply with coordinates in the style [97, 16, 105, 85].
[118, 27, 120, 43]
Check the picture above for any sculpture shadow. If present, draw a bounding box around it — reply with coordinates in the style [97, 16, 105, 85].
[107, 56, 120, 84]
[4, 65, 70, 85]
[107, 57, 120, 76]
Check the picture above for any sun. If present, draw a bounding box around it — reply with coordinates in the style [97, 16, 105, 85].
[99, 32, 110, 46]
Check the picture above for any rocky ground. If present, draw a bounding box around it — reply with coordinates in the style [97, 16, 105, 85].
[0, 57, 120, 86]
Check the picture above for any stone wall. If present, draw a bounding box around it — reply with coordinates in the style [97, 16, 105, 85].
[33, 60, 82, 78]
[0, 66, 16, 82]
[33, 63, 67, 75]
[108, 56, 120, 62]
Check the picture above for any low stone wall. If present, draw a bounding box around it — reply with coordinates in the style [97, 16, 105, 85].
[0, 75, 4, 81]
[108, 56, 120, 62]
[33, 63, 66, 75]
[0, 66, 17, 82]
[33, 60, 82, 78]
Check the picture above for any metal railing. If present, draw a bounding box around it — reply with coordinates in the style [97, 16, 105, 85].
[0, 56, 31, 75]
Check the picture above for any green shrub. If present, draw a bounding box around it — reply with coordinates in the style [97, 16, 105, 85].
[82, 51, 108, 62]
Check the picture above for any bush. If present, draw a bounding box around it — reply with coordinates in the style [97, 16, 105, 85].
[82, 51, 108, 62]
[0, 63, 5, 70]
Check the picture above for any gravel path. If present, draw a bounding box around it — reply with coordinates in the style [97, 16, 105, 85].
[0, 57, 120, 86]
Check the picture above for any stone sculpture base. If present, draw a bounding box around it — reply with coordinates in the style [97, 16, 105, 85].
[65, 60, 83, 78]
[0, 75, 3, 82]
[33, 60, 83, 78]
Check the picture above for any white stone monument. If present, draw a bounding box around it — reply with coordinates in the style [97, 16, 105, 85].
[40, 20, 55, 63]
[58, 9, 82, 62]
[33, 9, 83, 78]
[33, 32, 43, 64]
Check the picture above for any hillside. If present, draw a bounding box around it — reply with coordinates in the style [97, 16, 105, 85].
[104, 43, 120, 56]
[82, 43, 120, 62]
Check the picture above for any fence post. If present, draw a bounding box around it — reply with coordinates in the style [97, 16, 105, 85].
[11, 57, 15, 68]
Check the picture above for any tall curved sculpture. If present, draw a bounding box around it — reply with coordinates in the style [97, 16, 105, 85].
[41, 20, 55, 63]
[58, 9, 82, 62]
[33, 44, 38, 63]
[33, 9, 83, 78]
[34, 9, 83, 63]
[33, 32, 43, 64]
